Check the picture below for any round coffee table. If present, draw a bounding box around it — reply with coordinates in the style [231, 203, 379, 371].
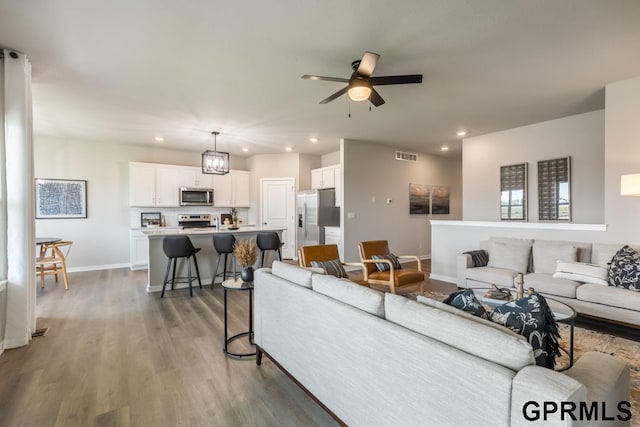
[221, 278, 255, 359]
[473, 288, 577, 371]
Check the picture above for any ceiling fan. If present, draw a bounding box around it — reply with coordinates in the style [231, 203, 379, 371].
[301, 51, 423, 107]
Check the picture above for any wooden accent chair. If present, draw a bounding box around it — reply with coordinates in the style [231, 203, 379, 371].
[36, 241, 73, 290]
[298, 244, 369, 287]
[357, 240, 424, 294]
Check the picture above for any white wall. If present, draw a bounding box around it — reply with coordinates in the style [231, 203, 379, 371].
[321, 151, 340, 167]
[342, 139, 462, 262]
[34, 136, 247, 270]
[463, 110, 605, 223]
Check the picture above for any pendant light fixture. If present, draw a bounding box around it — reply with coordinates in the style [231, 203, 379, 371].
[202, 131, 229, 175]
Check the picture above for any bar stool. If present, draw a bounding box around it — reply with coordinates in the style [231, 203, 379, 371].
[161, 236, 202, 298]
[211, 233, 237, 287]
[256, 232, 283, 267]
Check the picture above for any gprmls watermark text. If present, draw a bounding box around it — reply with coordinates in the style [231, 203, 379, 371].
[523, 401, 631, 422]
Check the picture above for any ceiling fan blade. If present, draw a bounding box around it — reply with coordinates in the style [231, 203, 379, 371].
[319, 86, 349, 104]
[369, 88, 385, 107]
[301, 75, 349, 83]
[371, 74, 423, 86]
[356, 51, 380, 77]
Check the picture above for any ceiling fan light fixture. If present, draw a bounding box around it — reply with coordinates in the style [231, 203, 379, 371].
[202, 131, 229, 175]
[348, 79, 372, 102]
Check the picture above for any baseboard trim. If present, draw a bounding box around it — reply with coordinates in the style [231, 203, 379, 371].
[429, 273, 457, 284]
[67, 263, 130, 273]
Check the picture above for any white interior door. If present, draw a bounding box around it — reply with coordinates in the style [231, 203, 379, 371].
[260, 178, 296, 259]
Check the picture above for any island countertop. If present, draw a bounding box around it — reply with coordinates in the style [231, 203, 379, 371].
[142, 226, 285, 293]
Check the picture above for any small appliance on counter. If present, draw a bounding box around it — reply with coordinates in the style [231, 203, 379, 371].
[177, 214, 217, 229]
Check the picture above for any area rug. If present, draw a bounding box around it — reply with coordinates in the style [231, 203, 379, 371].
[412, 291, 640, 425]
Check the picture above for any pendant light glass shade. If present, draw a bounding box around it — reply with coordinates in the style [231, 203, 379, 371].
[202, 131, 229, 175]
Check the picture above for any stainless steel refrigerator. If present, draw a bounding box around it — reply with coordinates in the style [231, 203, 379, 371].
[297, 189, 340, 248]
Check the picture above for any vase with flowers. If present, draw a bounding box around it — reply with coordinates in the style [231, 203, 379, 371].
[234, 239, 258, 283]
[230, 207, 239, 228]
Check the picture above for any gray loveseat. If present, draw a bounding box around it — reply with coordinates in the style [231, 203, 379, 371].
[255, 261, 629, 426]
[458, 237, 640, 327]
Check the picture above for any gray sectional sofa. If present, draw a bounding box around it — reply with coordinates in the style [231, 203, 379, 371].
[458, 237, 640, 327]
[255, 261, 629, 426]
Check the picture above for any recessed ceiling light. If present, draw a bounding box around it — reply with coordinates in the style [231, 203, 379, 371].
[309, 137, 319, 143]
[241, 148, 249, 152]
[456, 130, 467, 138]
[154, 136, 164, 142]
[285, 147, 293, 152]
[441, 146, 449, 151]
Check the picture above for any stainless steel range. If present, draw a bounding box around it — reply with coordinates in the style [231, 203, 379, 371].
[178, 214, 217, 229]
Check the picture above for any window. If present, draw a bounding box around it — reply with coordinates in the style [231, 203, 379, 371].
[500, 163, 527, 220]
[538, 157, 571, 221]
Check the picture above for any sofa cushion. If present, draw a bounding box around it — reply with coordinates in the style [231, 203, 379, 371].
[577, 283, 640, 312]
[524, 273, 582, 298]
[608, 245, 640, 291]
[534, 240, 592, 264]
[310, 259, 348, 278]
[272, 261, 315, 288]
[591, 243, 626, 267]
[466, 266, 519, 288]
[552, 261, 609, 286]
[385, 293, 535, 371]
[311, 273, 385, 317]
[487, 240, 531, 273]
[416, 295, 523, 338]
[532, 243, 578, 274]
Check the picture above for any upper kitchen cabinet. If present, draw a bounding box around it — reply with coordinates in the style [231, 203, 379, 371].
[178, 166, 213, 189]
[311, 165, 341, 207]
[129, 162, 180, 207]
[213, 170, 250, 207]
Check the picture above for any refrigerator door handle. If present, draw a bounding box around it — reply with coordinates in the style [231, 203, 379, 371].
[303, 203, 307, 238]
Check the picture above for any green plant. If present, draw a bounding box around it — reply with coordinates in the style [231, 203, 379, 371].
[230, 207, 238, 223]
[234, 239, 257, 267]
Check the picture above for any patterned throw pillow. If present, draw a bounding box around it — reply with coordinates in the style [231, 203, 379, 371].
[310, 259, 348, 279]
[443, 289, 488, 319]
[490, 293, 560, 368]
[608, 245, 640, 291]
[371, 253, 402, 272]
[463, 250, 489, 267]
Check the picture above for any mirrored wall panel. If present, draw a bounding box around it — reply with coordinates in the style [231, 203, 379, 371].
[538, 157, 571, 221]
[500, 163, 527, 220]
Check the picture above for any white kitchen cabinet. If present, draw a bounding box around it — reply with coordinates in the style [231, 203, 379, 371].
[178, 166, 213, 189]
[333, 166, 341, 208]
[213, 170, 250, 207]
[129, 162, 181, 207]
[130, 229, 149, 270]
[324, 226, 342, 259]
[311, 166, 336, 189]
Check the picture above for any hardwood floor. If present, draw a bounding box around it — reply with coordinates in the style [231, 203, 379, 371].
[0, 268, 339, 427]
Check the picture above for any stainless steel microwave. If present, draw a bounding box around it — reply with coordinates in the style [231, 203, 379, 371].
[179, 187, 214, 206]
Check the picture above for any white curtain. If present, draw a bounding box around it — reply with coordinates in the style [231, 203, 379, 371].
[1, 49, 36, 350]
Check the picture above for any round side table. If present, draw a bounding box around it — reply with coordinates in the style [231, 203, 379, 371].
[221, 278, 255, 358]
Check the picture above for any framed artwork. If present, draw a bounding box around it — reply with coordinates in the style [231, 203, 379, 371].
[500, 163, 527, 221]
[538, 157, 571, 221]
[141, 212, 161, 227]
[431, 186, 450, 215]
[409, 183, 430, 214]
[35, 178, 87, 219]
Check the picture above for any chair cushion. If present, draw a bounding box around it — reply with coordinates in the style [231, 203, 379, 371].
[552, 261, 609, 286]
[487, 240, 531, 273]
[576, 283, 640, 312]
[371, 253, 402, 271]
[310, 259, 348, 278]
[311, 274, 385, 317]
[524, 273, 582, 298]
[385, 294, 534, 371]
[608, 245, 640, 291]
[359, 240, 391, 274]
[466, 266, 519, 288]
[532, 243, 578, 274]
[368, 269, 424, 286]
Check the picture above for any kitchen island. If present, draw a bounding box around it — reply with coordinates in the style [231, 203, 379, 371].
[141, 226, 284, 293]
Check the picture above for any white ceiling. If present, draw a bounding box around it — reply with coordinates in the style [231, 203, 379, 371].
[2, 1, 640, 158]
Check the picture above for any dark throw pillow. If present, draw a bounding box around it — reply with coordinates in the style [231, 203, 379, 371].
[463, 250, 489, 267]
[443, 289, 488, 319]
[490, 293, 561, 368]
[311, 259, 348, 279]
[608, 245, 640, 291]
[371, 253, 402, 272]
